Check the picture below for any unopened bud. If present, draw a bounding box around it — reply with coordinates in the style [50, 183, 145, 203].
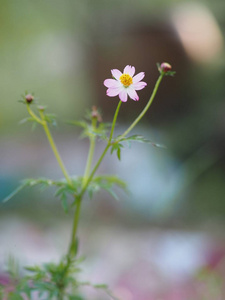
[91, 106, 98, 118]
[91, 106, 102, 122]
[38, 105, 45, 111]
[160, 62, 172, 73]
[25, 94, 34, 104]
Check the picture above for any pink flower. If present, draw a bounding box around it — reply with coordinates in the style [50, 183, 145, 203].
[104, 65, 147, 102]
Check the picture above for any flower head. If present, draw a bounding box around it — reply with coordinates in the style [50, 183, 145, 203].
[104, 65, 147, 102]
[159, 62, 172, 73]
[25, 94, 34, 104]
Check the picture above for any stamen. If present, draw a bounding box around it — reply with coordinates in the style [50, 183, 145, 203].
[120, 74, 133, 87]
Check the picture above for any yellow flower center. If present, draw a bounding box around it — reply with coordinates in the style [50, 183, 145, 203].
[120, 74, 133, 87]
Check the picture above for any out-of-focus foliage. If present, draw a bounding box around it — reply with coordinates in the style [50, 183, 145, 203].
[1, 0, 225, 221]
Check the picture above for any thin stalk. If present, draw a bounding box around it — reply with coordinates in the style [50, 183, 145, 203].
[67, 101, 122, 258]
[118, 73, 164, 141]
[81, 74, 164, 195]
[81, 100, 122, 195]
[67, 71, 164, 261]
[39, 110, 72, 186]
[58, 289, 63, 300]
[82, 118, 97, 187]
[81, 144, 110, 196]
[26, 104, 44, 125]
[109, 101, 122, 142]
[68, 196, 82, 257]
[68, 118, 97, 257]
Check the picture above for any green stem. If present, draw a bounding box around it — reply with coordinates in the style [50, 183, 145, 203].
[58, 290, 63, 300]
[77, 74, 164, 207]
[81, 100, 122, 195]
[39, 110, 72, 186]
[118, 73, 164, 141]
[81, 144, 110, 196]
[68, 145, 110, 258]
[82, 118, 97, 188]
[68, 118, 97, 257]
[67, 102, 122, 258]
[26, 104, 44, 125]
[68, 196, 82, 257]
[109, 101, 122, 142]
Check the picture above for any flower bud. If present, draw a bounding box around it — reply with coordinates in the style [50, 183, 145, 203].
[25, 94, 34, 104]
[38, 105, 45, 111]
[160, 62, 172, 73]
[91, 106, 102, 122]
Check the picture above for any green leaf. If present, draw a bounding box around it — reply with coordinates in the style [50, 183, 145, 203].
[68, 120, 91, 138]
[31, 121, 37, 131]
[78, 281, 120, 300]
[2, 177, 80, 206]
[19, 117, 34, 124]
[117, 147, 121, 160]
[90, 122, 111, 140]
[165, 70, 176, 76]
[44, 113, 57, 126]
[110, 143, 124, 160]
[157, 63, 176, 77]
[61, 194, 68, 213]
[68, 119, 110, 141]
[2, 181, 29, 203]
[87, 175, 127, 200]
[68, 120, 87, 129]
[119, 135, 166, 148]
[8, 294, 24, 300]
[99, 175, 127, 188]
[69, 296, 84, 300]
[94, 284, 108, 289]
[104, 187, 119, 200]
[25, 266, 41, 272]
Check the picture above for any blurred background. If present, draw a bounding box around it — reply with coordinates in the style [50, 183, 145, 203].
[1, 0, 225, 299]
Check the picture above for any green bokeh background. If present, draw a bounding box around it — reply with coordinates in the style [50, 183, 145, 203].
[1, 0, 225, 229]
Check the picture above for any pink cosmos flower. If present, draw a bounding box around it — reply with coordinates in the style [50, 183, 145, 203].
[104, 65, 147, 102]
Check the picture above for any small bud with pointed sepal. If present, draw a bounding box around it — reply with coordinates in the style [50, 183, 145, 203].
[157, 62, 175, 76]
[160, 63, 172, 72]
[38, 105, 46, 112]
[25, 94, 34, 104]
[91, 106, 102, 122]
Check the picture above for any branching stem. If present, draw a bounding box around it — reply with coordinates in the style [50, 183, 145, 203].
[117, 73, 164, 141]
[67, 101, 122, 259]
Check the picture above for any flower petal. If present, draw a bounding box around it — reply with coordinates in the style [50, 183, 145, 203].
[111, 69, 122, 80]
[106, 87, 123, 97]
[104, 79, 121, 88]
[132, 81, 147, 90]
[119, 89, 128, 102]
[127, 87, 139, 101]
[133, 72, 145, 83]
[123, 65, 135, 77]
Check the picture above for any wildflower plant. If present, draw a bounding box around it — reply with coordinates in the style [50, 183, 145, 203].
[1, 63, 175, 299]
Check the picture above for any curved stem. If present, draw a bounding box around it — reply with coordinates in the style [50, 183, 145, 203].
[39, 110, 72, 186]
[26, 104, 44, 125]
[118, 73, 164, 141]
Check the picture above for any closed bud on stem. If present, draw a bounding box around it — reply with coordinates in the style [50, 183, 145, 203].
[91, 106, 102, 122]
[25, 94, 34, 104]
[160, 62, 172, 73]
[38, 105, 45, 111]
